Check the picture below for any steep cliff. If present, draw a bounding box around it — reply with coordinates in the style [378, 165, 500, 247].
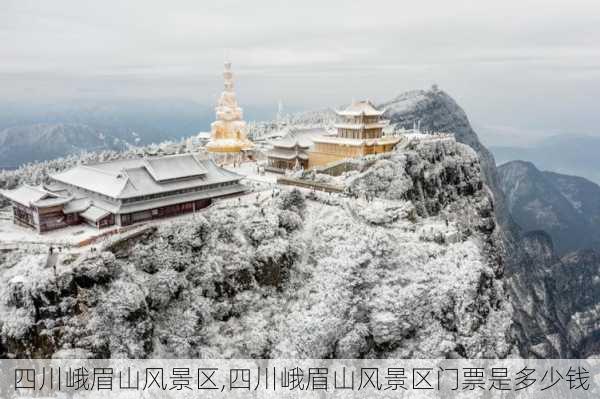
[512, 232, 600, 358]
[378, 88, 586, 357]
[381, 89, 513, 231]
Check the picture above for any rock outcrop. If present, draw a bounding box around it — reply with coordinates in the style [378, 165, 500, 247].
[381, 89, 513, 232]
[512, 232, 600, 358]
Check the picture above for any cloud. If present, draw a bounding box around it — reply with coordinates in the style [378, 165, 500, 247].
[1, 0, 600, 143]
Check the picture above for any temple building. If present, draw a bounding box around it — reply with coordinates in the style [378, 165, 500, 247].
[0, 185, 78, 233]
[265, 127, 326, 173]
[205, 61, 254, 158]
[0, 154, 245, 233]
[308, 100, 400, 168]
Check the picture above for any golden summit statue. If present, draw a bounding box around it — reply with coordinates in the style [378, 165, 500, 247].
[205, 61, 254, 157]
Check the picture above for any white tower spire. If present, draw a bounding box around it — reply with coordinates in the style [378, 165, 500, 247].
[223, 60, 234, 92]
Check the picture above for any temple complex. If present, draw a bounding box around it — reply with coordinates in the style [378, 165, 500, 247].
[205, 61, 254, 158]
[308, 100, 400, 168]
[0, 154, 246, 232]
[265, 127, 326, 173]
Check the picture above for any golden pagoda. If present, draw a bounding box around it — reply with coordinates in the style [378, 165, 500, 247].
[308, 100, 400, 168]
[205, 61, 254, 154]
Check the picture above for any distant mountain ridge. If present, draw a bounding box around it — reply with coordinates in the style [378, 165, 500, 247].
[0, 99, 269, 169]
[0, 123, 130, 168]
[491, 134, 600, 184]
[498, 160, 600, 254]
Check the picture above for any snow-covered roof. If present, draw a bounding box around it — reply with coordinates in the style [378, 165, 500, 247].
[63, 197, 91, 214]
[51, 154, 242, 200]
[269, 127, 327, 149]
[43, 182, 69, 193]
[82, 196, 120, 214]
[32, 196, 72, 208]
[336, 100, 384, 116]
[80, 205, 111, 222]
[0, 185, 56, 207]
[260, 129, 287, 141]
[52, 165, 129, 198]
[143, 155, 207, 182]
[266, 148, 309, 160]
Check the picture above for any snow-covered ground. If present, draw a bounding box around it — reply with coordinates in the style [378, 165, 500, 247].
[0, 186, 270, 250]
[224, 160, 279, 186]
[0, 208, 103, 247]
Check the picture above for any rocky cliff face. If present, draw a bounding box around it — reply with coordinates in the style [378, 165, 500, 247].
[0, 138, 513, 359]
[498, 160, 600, 254]
[513, 232, 600, 358]
[381, 89, 513, 232]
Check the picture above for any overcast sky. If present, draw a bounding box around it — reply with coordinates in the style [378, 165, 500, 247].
[1, 0, 599, 145]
